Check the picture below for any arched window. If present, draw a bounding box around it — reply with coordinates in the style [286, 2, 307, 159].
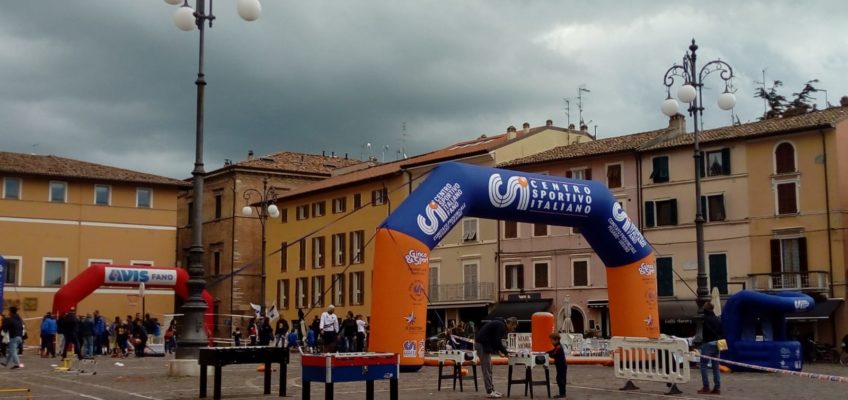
[775, 142, 796, 174]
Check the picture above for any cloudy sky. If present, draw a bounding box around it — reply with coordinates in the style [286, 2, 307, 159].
[2, 1, 846, 179]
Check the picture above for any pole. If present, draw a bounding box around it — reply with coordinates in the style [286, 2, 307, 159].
[688, 39, 710, 311]
[260, 177, 268, 316]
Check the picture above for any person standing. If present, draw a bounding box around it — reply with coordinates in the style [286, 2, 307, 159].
[59, 308, 81, 360]
[258, 318, 274, 346]
[475, 317, 518, 398]
[80, 313, 95, 358]
[40, 312, 57, 358]
[275, 318, 289, 347]
[1, 307, 24, 369]
[133, 319, 148, 357]
[232, 327, 242, 347]
[248, 318, 258, 346]
[355, 314, 367, 352]
[93, 310, 106, 355]
[547, 333, 567, 398]
[697, 302, 724, 395]
[319, 305, 339, 353]
[341, 311, 357, 353]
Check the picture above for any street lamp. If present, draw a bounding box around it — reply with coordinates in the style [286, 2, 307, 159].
[164, 0, 261, 362]
[241, 178, 280, 315]
[661, 39, 735, 324]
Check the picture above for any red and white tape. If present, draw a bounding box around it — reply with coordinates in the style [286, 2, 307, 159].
[698, 353, 848, 384]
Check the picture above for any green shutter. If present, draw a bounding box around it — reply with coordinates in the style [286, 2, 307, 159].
[721, 148, 731, 175]
[657, 257, 674, 297]
[645, 201, 655, 228]
[652, 157, 669, 183]
[708, 254, 728, 295]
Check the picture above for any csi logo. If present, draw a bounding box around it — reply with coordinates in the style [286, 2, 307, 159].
[488, 174, 530, 210]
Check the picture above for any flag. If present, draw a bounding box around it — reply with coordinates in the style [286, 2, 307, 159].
[267, 303, 280, 321]
[249, 302, 262, 318]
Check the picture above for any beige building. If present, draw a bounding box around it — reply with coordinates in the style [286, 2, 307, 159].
[0, 152, 189, 345]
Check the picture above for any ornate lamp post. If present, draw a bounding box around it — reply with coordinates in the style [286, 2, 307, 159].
[241, 178, 280, 315]
[164, 0, 261, 362]
[661, 39, 735, 328]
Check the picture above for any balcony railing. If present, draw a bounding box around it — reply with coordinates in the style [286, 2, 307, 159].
[747, 271, 829, 292]
[429, 282, 495, 303]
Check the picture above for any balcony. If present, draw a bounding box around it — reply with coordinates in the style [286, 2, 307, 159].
[429, 282, 495, 303]
[747, 271, 829, 293]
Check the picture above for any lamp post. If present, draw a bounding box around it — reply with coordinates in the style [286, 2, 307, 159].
[660, 39, 735, 323]
[164, 0, 261, 361]
[241, 178, 280, 315]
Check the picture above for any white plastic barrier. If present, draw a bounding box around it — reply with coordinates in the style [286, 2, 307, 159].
[610, 336, 690, 385]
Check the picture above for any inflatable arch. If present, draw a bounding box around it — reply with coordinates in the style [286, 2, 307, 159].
[53, 264, 214, 335]
[370, 162, 658, 369]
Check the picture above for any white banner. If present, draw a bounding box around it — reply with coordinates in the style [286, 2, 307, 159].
[104, 267, 178, 286]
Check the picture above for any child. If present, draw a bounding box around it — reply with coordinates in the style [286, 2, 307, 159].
[287, 329, 299, 350]
[232, 327, 242, 347]
[547, 333, 567, 398]
[305, 328, 316, 353]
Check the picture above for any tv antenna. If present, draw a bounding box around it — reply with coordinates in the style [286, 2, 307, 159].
[754, 68, 768, 117]
[562, 99, 571, 127]
[578, 85, 590, 127]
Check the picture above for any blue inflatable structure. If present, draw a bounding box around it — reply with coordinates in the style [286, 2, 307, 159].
[722, 290, 814, 371]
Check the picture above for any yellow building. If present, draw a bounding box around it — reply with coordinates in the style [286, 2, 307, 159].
[0, 152, 189, 345]
[264, 121, 594, 331]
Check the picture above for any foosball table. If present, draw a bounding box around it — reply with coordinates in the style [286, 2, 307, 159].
[198, 346, 290, 399]
[436, 350, 478, 392]
[301, 352, 399, 400]
[507, 351, 551, 398]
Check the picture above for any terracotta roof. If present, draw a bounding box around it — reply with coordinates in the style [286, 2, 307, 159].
[216, 151, 363, 175]
[0, 152, 191, 187]
[641, 106, 848, 151]
[500, 127, 675, 168]
[278, 124, 585, 200]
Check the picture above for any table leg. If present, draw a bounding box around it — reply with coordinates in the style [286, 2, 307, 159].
[456, 365, 463, 392]
[437, 363, 443, 391]
[390, 378, 399, 400]
[365, 380, 374, 400]
[199, 364, 208, 399]
[473, 364, 478, 392]
[507, 365, 513, 397]
[303, 380, 310, 400]
[325, 383, 334, 400]
[280, 362, 287, 397]
[544, 366, 551, 398]
[214, 365, 222, 400]
[525, 366, 531, 398]
[264, 361, 272, 394]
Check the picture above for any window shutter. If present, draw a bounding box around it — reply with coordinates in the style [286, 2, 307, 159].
[698, 151, 706, 178]
[670, 199, 678, 225]
[505, 267, 513, 289]
[700, 196, 707, 222]
[721, 148, 731, 175]
[798, 237, 808, 272]
[518, 265, 524, 289]
[585, 169, 592, 180]
[566, 170, 573, 178]
[644, 202, 655, 228]
[770, 239, 781, 273]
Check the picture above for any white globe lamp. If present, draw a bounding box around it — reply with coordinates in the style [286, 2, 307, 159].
[661, 98, 679, 117]
[717, 92, 736, 111]
[237, 0, 262, 21]
[677, 84, 697, 103]
[241, 206, 253, 218]
[174, 6, 197, 31]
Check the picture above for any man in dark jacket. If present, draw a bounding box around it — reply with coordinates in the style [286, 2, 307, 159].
[80, 314, 95, 359]
[1, 307, 24, 368]
[475, 317, 518, 398]
[697, 302, 724, 395]
[59, 308, 81, 360]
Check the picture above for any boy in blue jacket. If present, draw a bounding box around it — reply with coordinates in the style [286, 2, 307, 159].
[287, 329, 299, 350]
[40, 313, 58, 358]
[305, 329, 316, 353]
[547, 333, 567, 398]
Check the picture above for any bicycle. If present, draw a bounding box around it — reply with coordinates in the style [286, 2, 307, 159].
[807, 339, 840, 364]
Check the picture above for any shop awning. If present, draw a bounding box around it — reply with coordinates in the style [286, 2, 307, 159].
[428, 301, 493, 310]
[785, 299, 843, 321]
[659, 300, 699, 324]
[483, 299, 553, 322]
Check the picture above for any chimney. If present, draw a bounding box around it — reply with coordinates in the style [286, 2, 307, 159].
[507, 125, 517, 140]
[247, 150, 254, 160]
[322, 150, 326, 157]
[522, 122, 530, 134]
[545, 119, 553, 127]
[668, 113, 686, 134]
[345, 153, 349, 159]
[331, 151, 335, 158]
[580, 124, 588, 132]
[568, 123, 576, 130]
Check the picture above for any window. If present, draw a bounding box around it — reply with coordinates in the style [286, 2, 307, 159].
[350, 230, 364, 264]
[504, 264, 524, 290]
[656, 257, 674, 297]
[312, 236, 325, 268]
[644, 199, 678, 227]
[312, 276, 325, 307]
[277, 279, 289, 310]
[650, 156, 669, 183]
[88, 259, 112, 268]
[296, 205, 309, 220]
[462, 218, 478, 242]
[332, 233, 346, 266]
[704, 149, 731, 177]
[566, 168, 590, 180]
[332, 197, 347, 214]
[50, 181, 67, 203]
[533, 223, 548, 237]
[332, 273, 345, 306]
[372, 188, 388, 206]
[3, 177, 21, 199]
[353, 193, 362, 209]
[534, 261, 549, 288]
[312, 201, 326, 217]
[136, 188, 152, 208]
[701, 194, 726, 222]
[280, 208, 288, 223]
[708, 254, 728, 295]
[572, 259, 589, 287]
[606, 164, 622, 189]
[503, 221, 518, 239]
[130, 260, 153, 267]
[775, 142, 796, 174]
[776, 182, 798, 214]
[3, 257, 19, 285]
[771, 237, 807, 273]
[94, 184, 110, 205]
[298, 239, 306, 270]
[463, 262, 479, 299]
[44, 259, 66, 286]
[296, 277, 309, 308]
[213, 250, 221, 276]
[214, 192, 222, 219]
[429, 264, 439, 302]
[350, 271, 364, 305]
[280, 242, 288, 272]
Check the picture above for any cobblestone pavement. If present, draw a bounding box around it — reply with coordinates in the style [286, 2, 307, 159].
[0, 352, 845, 399]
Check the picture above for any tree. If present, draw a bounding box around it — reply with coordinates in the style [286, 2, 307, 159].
[754, 79, 821, 120]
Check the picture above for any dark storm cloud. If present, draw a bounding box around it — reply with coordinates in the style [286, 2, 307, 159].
[1, 1, 845, 179]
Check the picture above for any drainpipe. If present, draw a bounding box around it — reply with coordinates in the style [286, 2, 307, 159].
[230, 174, 238, 320]
[819, 129, 836, 346]
[635, 151, 643, 229]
